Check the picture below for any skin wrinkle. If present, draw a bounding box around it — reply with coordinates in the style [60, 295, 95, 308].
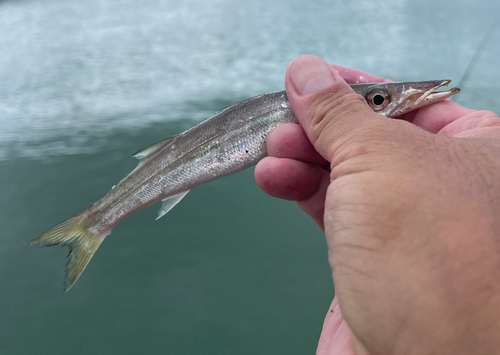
[327, 137, 438, 179]
[476, 112, 500, 127]
[327, 123, 433, 173]
[267, 122, 326, 165]
[330, 223, 388, 253]
[330, 152, 411, 180]
[306, 89, 376, 160]
[333, 243, 382, 254]
[329, 223, 398, 253]
[331, 264, 378, 281]
[456, 127, 500, 139]
[329, 172, 427, 212]
[438, 110, 500, 136]
[409, 101, 477, 133]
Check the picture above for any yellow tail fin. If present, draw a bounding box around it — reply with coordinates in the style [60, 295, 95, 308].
[30, 210, 104, 291]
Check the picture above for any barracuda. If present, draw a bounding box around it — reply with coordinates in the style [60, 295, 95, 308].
[31, 80, 460, 291]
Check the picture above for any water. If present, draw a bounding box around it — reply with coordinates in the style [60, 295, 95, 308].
[1, 0, 499, 354]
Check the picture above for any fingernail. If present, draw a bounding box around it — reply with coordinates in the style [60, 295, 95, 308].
[289, 55, 335, 96]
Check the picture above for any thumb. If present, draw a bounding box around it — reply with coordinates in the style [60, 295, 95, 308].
[285, 55, 389, 162]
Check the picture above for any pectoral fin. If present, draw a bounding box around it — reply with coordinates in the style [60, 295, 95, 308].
[156, 190, 190, 220]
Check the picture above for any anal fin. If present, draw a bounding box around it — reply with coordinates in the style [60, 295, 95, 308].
[156, 190, 190, 220]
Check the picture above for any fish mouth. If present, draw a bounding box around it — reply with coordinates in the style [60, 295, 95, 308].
[388, 80, 460, 117]
[414, 80, 461, 105]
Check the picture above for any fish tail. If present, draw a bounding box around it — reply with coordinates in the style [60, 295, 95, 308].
[30, 208, 105, 292]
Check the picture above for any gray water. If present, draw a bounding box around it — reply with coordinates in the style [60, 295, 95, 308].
[1, 0, 500, 354]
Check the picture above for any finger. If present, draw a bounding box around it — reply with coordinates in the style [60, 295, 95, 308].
[439, 109, 500, 138]
[295, 170, 330, 230]
[267, 123, 327, 166]
[255, 157, 329, 229]
[329, 64, 390, 84]
[285, 55, 389, 163]
[404, 100, 478, 134]
[254, 157, 325, 201]
[317, 297, 356, 355]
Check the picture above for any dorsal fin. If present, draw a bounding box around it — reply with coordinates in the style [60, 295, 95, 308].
[216, 102, 239, 114]
[131, 137, 175, 161]
[215, 94, 265, 114]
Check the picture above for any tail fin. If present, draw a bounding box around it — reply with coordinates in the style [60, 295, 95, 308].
[30, 210, 104, 292]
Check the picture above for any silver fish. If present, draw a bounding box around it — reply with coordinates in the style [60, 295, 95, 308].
[30, 80, 459, 291]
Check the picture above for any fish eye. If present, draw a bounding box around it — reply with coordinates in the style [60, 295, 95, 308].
[365, 89, 390, 111]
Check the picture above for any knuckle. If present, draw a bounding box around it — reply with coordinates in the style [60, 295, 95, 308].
[477, 110, 500, 128]
[306, 89, 392, 161]
[307, 91, 370, 143]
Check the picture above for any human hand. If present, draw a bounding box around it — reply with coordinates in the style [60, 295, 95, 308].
[255, 55, 500, 355]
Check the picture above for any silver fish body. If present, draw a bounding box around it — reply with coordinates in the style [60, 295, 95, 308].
[30, 81, 460, 291]
[91, 91, 295, 235]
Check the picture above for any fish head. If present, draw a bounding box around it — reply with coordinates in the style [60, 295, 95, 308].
[351, 80, 460, 118]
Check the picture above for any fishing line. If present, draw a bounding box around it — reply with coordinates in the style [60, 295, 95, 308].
[456, 17, 499, 94]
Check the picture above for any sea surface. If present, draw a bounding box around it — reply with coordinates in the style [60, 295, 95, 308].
[1, 0, 499, 354]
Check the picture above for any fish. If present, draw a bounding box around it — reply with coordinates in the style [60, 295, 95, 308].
[30, 80, 460, 291]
